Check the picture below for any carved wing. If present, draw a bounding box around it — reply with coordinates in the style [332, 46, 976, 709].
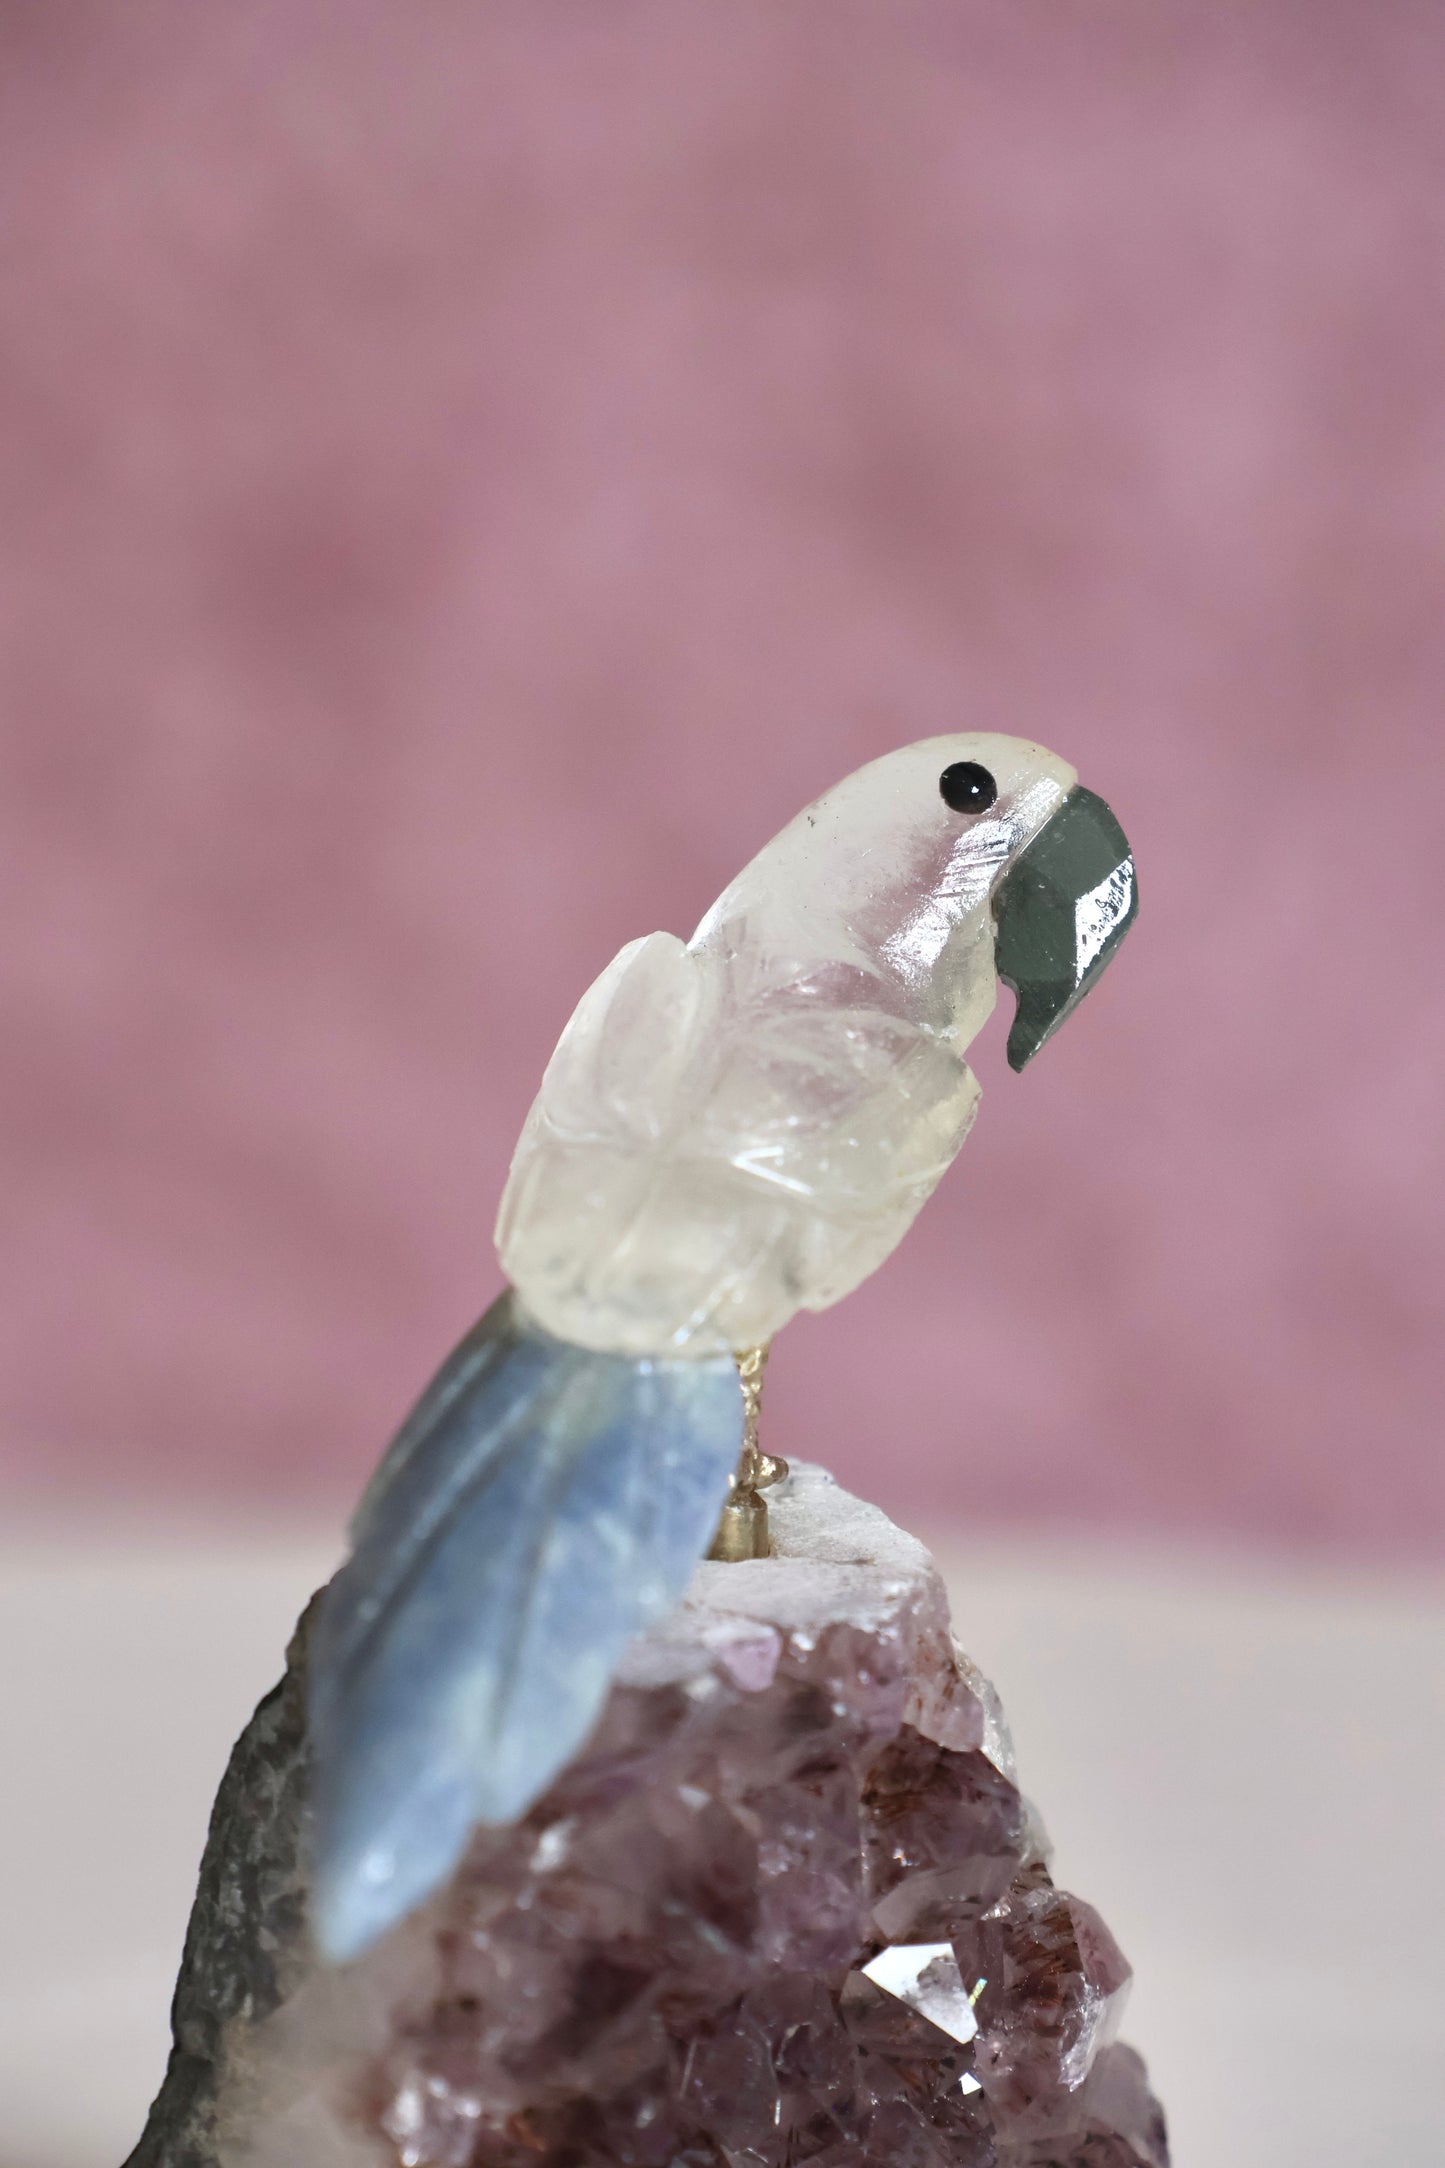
[307, 1292, 741, 1960]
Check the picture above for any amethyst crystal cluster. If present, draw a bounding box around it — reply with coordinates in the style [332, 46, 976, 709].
[128, 1468, 1166, 2168]
[356, 1469, 1166, 2168]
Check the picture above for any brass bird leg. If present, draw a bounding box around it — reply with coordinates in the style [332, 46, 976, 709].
[709, 1342, 789, 1561]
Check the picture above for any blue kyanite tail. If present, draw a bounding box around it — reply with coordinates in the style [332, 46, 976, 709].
[306, 1291, 743, 1962]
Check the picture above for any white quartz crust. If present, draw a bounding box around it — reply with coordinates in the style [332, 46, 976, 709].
[623, 1463, 939, 1681]
[623, 1463, 1016, 1776]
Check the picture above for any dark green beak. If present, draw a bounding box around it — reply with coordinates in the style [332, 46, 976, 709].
[993, 785, 1137, 1072]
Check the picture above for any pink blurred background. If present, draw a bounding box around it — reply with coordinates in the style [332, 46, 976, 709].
[2, 0, 1441, 1554]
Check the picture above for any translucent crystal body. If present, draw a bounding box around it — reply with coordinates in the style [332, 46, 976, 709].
[498, 736, 1075, 1356]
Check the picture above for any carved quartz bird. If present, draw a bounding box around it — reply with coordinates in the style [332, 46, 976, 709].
[308, 735, 1137, 1959]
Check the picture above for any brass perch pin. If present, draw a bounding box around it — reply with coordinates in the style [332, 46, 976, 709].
[708, 1342, 788, 1561]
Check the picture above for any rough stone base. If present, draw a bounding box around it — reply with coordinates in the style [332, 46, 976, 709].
[126, 1466, 1168, 2168]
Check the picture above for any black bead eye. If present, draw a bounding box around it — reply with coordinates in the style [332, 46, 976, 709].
[939, 761, 998, 814]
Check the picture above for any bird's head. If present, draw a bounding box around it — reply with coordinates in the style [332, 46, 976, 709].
[695, 731, 1137, 1069]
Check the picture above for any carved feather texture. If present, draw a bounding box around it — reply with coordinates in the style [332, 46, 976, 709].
[307, 1292, 743, 1960]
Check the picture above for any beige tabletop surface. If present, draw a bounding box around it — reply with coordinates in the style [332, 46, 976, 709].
[1, 1523, 1440, 2168]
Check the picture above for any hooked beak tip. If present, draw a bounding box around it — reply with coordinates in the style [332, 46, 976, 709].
[994, 785, 1137, 1071]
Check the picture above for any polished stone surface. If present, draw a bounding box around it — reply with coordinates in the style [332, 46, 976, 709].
[497, 736, 1113, 1359]
[307, 1291, 743, 1963]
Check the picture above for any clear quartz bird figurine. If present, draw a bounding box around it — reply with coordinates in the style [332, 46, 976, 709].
[308, 734, 1136, 1960]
